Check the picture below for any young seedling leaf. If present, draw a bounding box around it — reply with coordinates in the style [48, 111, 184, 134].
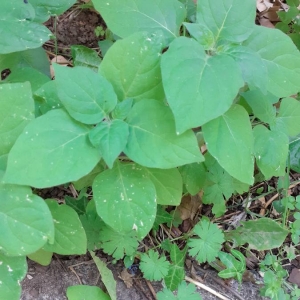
[27, 248, 53, 266]
[203, 104, 254, 185]
[161, 37, 243, 133]
[93, 162, 156, 239]
[4, 109, 101, 188]
[71, 45, 101, 72]
[157, 282, 202, 300]
[65, 195, 88, 216]
[92, 0, 186, 42]
[89, 119, 129, 168]
[124, 99, 203, 168]
[111, 98, 133, 120]
[140, 249, 170, 281]
[153, 206, 173, 231]
[225, 218, 289, 250]
[43, 200, 87, 255]
[53, 64, 117, 124]
[67, 285, 110, 300]
[188, 218, 224, 263]
[100, 31, 165, 102]
[0, 253, 27, 300]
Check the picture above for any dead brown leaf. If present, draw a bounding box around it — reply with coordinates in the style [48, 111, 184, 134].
[177, 194, 202, 221]
[119, 269, 134, 288]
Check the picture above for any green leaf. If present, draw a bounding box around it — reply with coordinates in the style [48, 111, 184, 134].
[112, 98, 133, 120]
[153, 206, 173, 231]
[157, 282, 202, 300]
[0, 82, 35, 157]
[161, 37, 243, 133]
[124, 99, 203, 168]
[53, 64, 117, 124]
[274, 97, 300, 137]
[65, 195, 88, 215]
[43, 200, 87, 255]
[92, 162, 156, 239]
[100, 32, 165, 102]
[179, 0, 196, 21]
[196, 0, 255, 43]
[89, 119, 129, 168]
[225, 218, 289, 250]
[27, 248, 53, 266]
[71, 45, 101, 72]
[203, 105, 254, 185]
[0, 183, 54, 256]
[0, 254, 27, 300]
[243, 26, 300, 97]
[99, 225, 138, 260]
[242, 90, 276, 125]
[289, 135, 300, 173]
[92, 0, 186, 42]
[142, 167, 183, 205]
[179, 163, 207, 195]
[90, 251, 116, 300]
[4, 109, 101, 188]
[188, 218, 224, 263]
[253, 125, 289, 179]
[140, 249, 170, 281]
[67, 285, 110, 300]
[0, 0, 51, 54]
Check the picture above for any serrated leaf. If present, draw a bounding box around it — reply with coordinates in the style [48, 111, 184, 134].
[65, 195, 88, 215]
[157, 282, 202, 300]
[225, 218, 289, 250]
[43, 200, 87, 255]
[100, 32, 165, 102]
[188, 218, 224, 263]
[90, 251, 116, 300]
[54, 64, 117, 124]
[0, 254, 27, 300]
[196, 0, 255, 43]
[124, 99, 203, 168]
[89, 119, 129, 168]
[274, 97, 300, 137]
[203, 105, 254, 185]
[4, 109, 101, 188]
[67, 285, 110, 300]
[99, 225, 138, 260]
[253, 125, 289, 179]
[71, 45, 101, 72]
[142, 167, 182, 205]
[93, 161, 156, 239]
[161, 37, 243, 133]
[289, 135, 300, 173]
[0, 0, 51, 54]
[140, 249, 170, 281]
[27, 248, 53, 266]
[112, 98, 133, 120]
[0, 82, 35, 157]
[243, 26, 300, 97]
[92, 0, 186, 42]
[0, 183, 54, 256]
[153, 206, 173, 231]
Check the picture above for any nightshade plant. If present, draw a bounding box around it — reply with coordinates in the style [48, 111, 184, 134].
[1, 0, 300, 299]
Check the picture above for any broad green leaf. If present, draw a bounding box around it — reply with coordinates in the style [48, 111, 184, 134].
[0, 183, 54, 256]
[112, 98, 133, 120]
[71, 45, 101, 72]
[243, 26, 300, 97]
[0, 0, 51, 54]
[67, 285, 110, 300]
[188, 218, 224, 263]
[54, 64, 117, 124]
[90, 251, 116, 300]
[179, 162, 207, 195]
[0, 47, 50, 77]
[274, 97, 300, 137]
[142, 167, 183, 205]
[0, 254, 27, 300]
[196, 0, 255, 43]
[43, 200, 87, 255]
[29, 0, 76, 22]
[93, 162, 156, 239]
[203, 105, 254, 185]
[0, 82, 35, 157]
[100, 32, 165, 102]
[179, 0, 196, 21]
[253, 125, 289, 179]
[289, 135, 300, 173]
[92, 0, 186, 42]
[27, 248, 53, 266]
[89, 119, 129, 168]
[161, 37, 243, 133]
[124, 99, 203, 168]
[242, 90, 276, 125]
[225, 218, 289, 250]
[140, 249, 170, 281]
[157, 282, 202, 300]
[4, 109, 101, 188]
